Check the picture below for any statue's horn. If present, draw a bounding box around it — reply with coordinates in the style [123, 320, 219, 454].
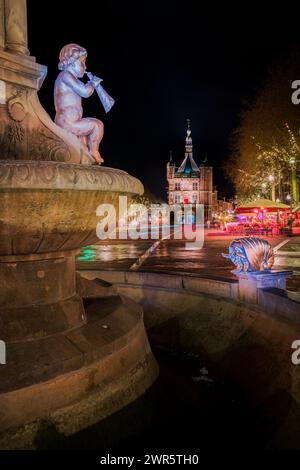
[86, 71, 115, 113]
[94, 83, 115, 113]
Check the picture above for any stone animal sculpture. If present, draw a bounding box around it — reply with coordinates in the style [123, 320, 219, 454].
[222, 237, 275, 273]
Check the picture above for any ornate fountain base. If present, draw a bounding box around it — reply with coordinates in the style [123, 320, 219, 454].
[0, 252, 85, 340]
[0, 161, 158, 449]
[0, 6, 158, 443]
[0, 266, 158, 449]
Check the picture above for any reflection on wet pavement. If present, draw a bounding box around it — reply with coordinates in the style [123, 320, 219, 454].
[143, 238, 235, 279]
[77, 241, 153, 270]
[76, 235, 300, 291]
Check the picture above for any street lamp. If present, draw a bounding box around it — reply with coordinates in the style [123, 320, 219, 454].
[289, 157, 298, 205]
[286, 193, 294, 234]
[268, 175, 275, 202]
[261, 182, 267, 197]
[286, 193, 293, 215]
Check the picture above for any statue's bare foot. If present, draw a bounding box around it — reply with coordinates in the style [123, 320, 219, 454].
[92, 151, 104, 165]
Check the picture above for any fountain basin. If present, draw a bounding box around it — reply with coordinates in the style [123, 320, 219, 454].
[0, 160, 143, 256]
[80, 269, 300, 449]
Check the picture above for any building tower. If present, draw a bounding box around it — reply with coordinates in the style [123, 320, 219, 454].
[167, 119, 217, 221]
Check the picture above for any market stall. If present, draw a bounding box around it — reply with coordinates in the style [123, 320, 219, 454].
[227, 198, 290, 235]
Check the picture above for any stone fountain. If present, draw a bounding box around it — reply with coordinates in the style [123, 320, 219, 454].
[0, 0, 158, 449]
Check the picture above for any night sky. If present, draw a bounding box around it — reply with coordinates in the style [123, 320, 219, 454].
[27, 1, 300, 200]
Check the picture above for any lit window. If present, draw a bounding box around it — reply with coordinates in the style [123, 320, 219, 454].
[175, 183, 181, 191]
[193, 183, 198, 190]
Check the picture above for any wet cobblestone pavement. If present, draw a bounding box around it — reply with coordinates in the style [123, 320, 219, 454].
[76, 234, 300, 291]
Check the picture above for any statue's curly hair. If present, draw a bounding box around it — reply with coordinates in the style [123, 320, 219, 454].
[58, 43, 87, 71]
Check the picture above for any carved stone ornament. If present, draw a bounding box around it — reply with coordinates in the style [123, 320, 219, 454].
[0, 160, 144, 193]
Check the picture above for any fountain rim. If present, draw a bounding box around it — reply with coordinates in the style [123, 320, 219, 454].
[0, 160, 144, 194]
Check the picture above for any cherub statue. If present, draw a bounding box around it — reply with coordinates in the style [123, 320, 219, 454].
[54, 43, 104, 164]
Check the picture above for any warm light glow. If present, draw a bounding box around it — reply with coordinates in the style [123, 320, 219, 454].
[0, 80, 6, 104]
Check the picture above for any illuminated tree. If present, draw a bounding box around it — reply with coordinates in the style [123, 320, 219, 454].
[132, 188, 164, 207]
[227, 51, 300, 203]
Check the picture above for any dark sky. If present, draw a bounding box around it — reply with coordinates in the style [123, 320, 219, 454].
[27, 1, 300, 200]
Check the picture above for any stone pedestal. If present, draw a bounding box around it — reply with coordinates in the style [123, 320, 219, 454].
[0, 252, 86, 341]
[0, 285, 158, 449]
[237, 270, 293, 305]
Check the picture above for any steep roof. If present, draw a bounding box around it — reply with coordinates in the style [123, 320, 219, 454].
[176, 119, 200, 176]
[177, 154, 199, 174]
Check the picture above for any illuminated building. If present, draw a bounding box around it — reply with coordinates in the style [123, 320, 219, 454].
[167, 120, 218, 220]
